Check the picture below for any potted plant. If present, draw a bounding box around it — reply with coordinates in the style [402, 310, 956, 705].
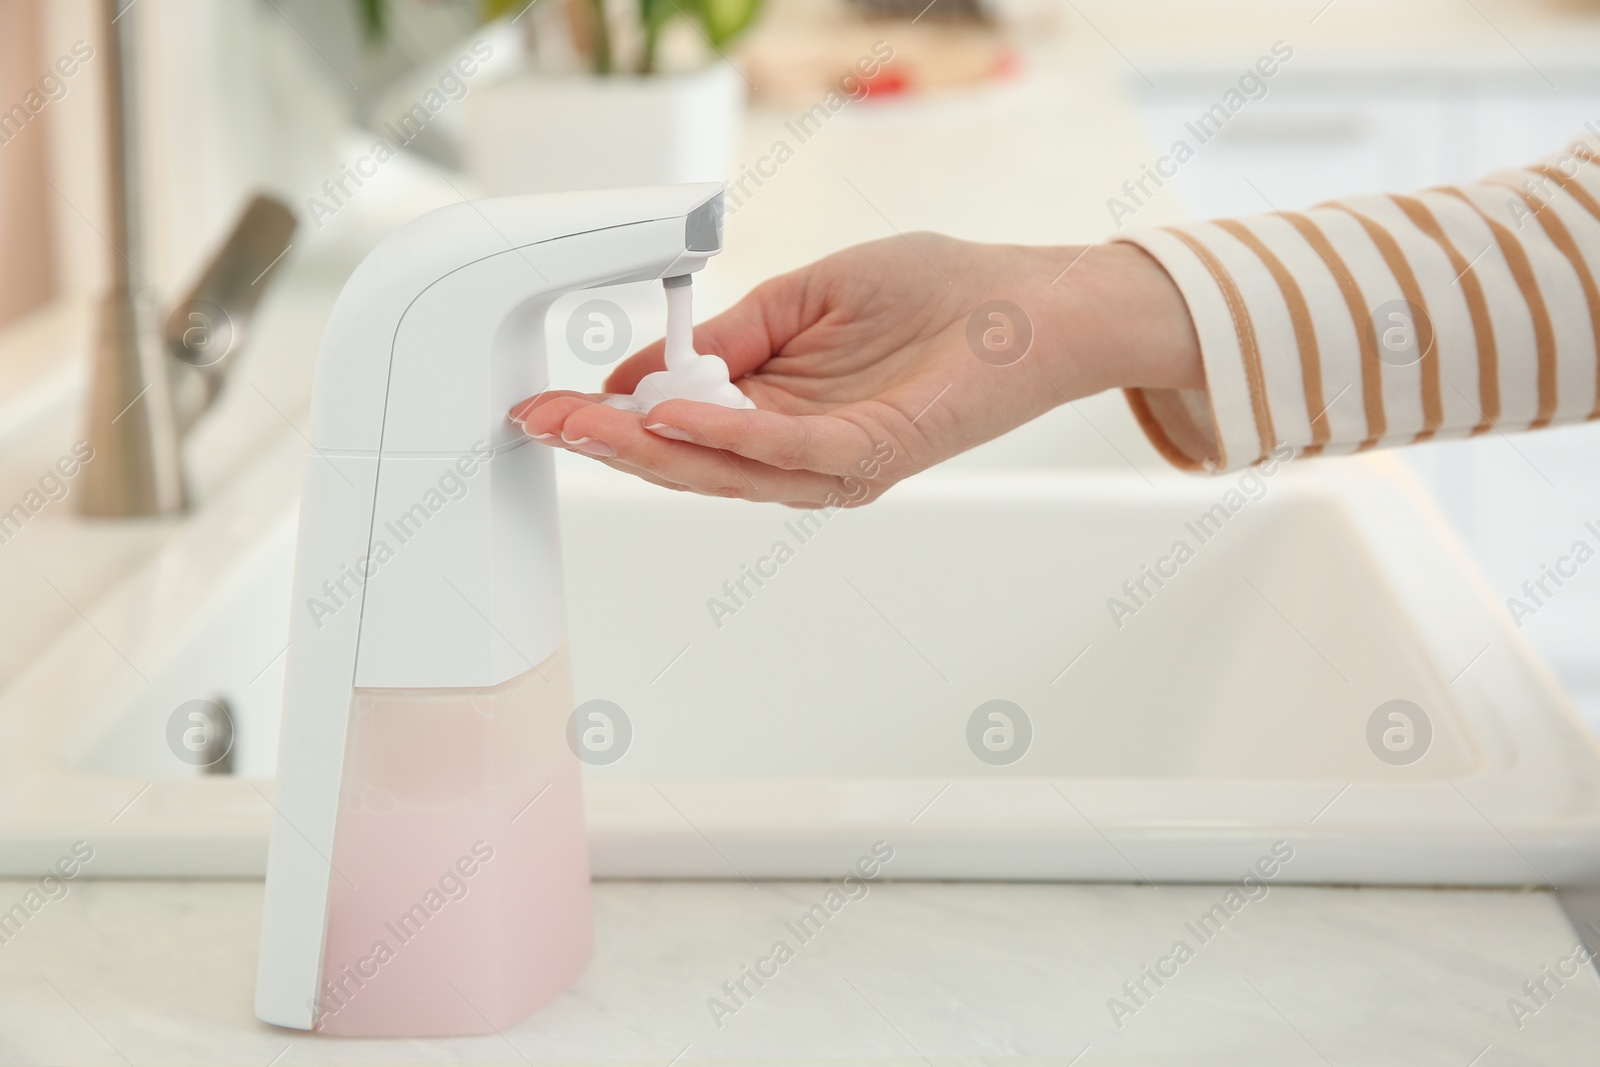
[463, 0, 762, 194]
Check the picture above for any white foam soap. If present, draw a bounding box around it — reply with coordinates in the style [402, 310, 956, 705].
[604, 275, 756, 415]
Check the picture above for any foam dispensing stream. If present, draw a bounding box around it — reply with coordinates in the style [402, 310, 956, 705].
[604, 273, 755, 414]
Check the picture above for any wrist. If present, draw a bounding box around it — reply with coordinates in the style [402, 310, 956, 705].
[1037, 241, 1204, 397]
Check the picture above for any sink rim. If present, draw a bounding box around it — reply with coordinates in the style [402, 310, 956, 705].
[4, 429, 1598, 885]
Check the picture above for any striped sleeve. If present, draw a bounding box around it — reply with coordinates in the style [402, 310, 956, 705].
[1115, 132, 1600, 472]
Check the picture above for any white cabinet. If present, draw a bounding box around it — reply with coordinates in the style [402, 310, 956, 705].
[1134, 70, 1600, 214]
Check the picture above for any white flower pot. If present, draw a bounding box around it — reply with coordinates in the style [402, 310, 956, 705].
[466, 63, 745, 195]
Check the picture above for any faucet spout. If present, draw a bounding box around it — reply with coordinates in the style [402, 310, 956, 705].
[76, 192, 297, 518]
[163, 194, 299, 435]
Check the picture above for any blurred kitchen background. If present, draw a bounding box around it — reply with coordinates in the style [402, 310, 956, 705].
[1, 0, 1598, 727]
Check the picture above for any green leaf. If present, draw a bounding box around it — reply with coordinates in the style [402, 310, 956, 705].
[695, 0, 762, 48]
[356, 0, 385, 41]
[639, 0, 761, 64]
[479, 0, 526, 19]
[638, 0, 677, 31]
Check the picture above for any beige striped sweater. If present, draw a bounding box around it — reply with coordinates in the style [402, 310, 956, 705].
[1117, 133, 1600, 472]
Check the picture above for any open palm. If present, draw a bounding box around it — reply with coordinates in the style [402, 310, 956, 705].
[511, 236, 1197, 507]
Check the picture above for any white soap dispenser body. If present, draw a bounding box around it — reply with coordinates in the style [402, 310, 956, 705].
[255, 184, 725, 1036]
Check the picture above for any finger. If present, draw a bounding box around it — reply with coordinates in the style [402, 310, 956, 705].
[554, 401, 849, 506]
[603, 270, 811, 393]
[588, 452, 825, 508]
[584, 454, 696, 496]
[508, 389, 590, 420]
[514, 393, 606, 441]
[637, 398, 893, 478]
[507, 396, 742, 497]
[508, 389, 597, 434]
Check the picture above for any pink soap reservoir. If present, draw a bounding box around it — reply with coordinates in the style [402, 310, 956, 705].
[316, 658, 590, 1036]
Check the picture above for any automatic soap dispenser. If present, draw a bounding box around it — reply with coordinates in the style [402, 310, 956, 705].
[255, 184, 726, 1037]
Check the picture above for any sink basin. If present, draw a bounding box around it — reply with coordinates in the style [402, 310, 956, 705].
[4, 419, 1599, 886]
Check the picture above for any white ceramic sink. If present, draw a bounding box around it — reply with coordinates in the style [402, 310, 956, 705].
[4, 418, 1600, 886]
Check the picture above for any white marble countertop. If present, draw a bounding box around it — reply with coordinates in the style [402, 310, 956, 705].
[1, 878, 1597, 1065]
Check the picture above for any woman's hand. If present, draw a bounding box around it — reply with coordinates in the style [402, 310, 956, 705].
[510, 235, 1201, 508]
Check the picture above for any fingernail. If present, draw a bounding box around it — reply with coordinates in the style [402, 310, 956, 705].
[565, 437, 615, 457]
[525, 431, 558, 443]
[508, 397, 540, 422]
[645, 423, 694, 442]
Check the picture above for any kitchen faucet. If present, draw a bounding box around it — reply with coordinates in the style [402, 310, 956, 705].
[77, 0, 296, 517]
